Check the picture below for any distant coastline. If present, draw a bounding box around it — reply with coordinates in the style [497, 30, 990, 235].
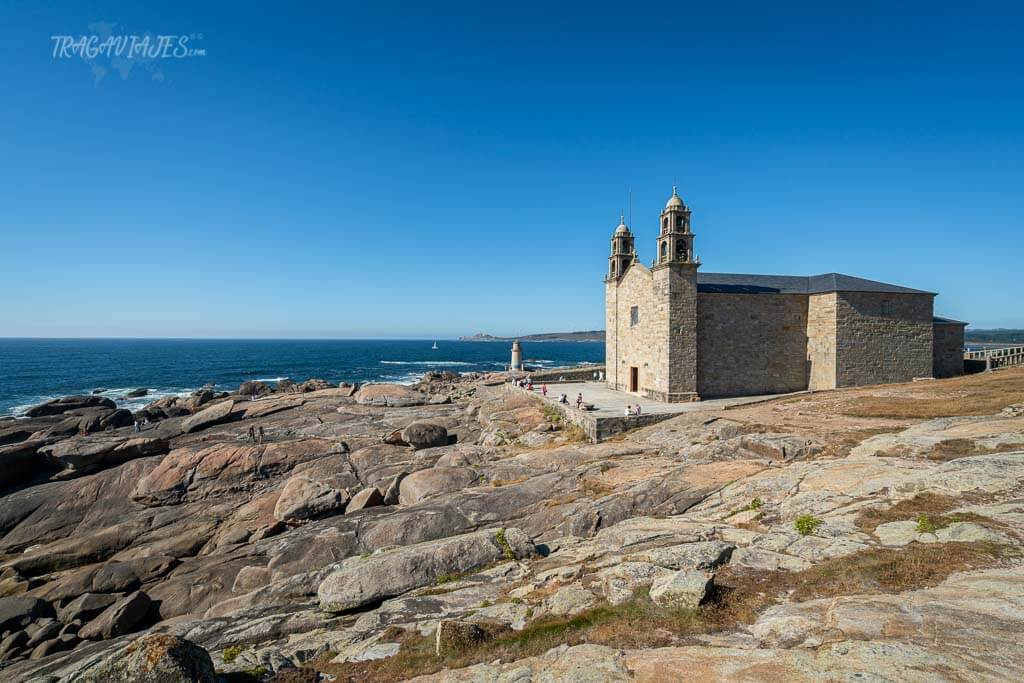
[460, 331, 604, 342]
[966, 329, 1024, 345]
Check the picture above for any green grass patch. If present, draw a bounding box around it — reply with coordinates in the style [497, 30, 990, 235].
[794, 514, 823, 536]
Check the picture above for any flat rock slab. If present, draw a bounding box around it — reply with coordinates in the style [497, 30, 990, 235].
[318, 527, 535, 612]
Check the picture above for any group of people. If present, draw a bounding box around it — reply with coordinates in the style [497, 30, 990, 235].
[247, 425, 266, 444]
[131, 418, 150, 434]
[624, 404, 643, 417]
[591, 370, 606, 382]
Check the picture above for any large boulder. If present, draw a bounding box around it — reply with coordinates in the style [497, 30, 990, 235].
[648, 570, 713, 609]
[24, 396, 116, 418]
[39, 435, 168, 470]
[318, 527, 535, 612]
[400, 422, 449, 449]
[180, 400, 235, 434]
[354, 384, 430, 407]
[238, 380, 271, 397]
[57, 593, 118, 624]
[0, 440, 48, 489]
[299, 378, 333, 392]
[398, 466, 479, 505]
[69, 633, 216, 682]
[137, 396, 184, 421]
[79, 591, 151, 640]
[273, 476, 349, 524]
[348, 486, 385, 511]
[91, 562, 141, 593]
[0, 596, 55, 631]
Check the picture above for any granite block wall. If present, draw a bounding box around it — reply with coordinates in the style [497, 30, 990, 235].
[834, 292, 934, 387]
[933, 321, 966, 378]
[696, 292, 809, 397]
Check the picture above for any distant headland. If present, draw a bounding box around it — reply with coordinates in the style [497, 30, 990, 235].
[459, 330, 604, 342]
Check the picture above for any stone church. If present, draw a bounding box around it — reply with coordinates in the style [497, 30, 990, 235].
[605, 187, 966, 401]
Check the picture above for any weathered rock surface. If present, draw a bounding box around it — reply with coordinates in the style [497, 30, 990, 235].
[318, 527, 535, 612]
[401, 422, 450, 449]
[24, 395, 116, 418]
[399, 466, 479, 505]
[79, 590, 152, 640]
[69, 633, 217, 682]
[180, 399, 235, 434]
[273, 476, 349, 523]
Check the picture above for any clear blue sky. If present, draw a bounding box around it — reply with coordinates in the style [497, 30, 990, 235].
[1, 1, 1021, 338]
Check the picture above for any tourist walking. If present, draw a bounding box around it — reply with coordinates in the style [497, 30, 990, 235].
[576, 393, 583, 410]
[247, 425, 256, 443]
[257, 426, 265, 445]
[541, 384, 547, 397]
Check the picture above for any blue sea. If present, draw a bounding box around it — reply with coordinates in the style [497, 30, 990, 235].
[0, 339, 605, 417]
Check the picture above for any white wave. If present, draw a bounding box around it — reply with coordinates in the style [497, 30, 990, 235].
[379, 361, 473, 366]
[254, 377, 290, 382]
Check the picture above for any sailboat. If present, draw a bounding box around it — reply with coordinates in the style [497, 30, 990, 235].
[431, 341, 439, 350]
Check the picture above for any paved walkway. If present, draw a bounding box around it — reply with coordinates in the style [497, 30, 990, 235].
[529, 381, 794, 418]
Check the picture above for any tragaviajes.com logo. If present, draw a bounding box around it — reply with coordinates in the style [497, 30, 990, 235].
[51, 21, 206, 84]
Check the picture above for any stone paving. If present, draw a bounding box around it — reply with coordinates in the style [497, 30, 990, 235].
[526, 381, 795, 418]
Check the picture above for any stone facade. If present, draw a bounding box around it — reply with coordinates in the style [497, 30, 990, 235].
[604, 188, 964, 401]
[833, 292, 934, 387]
[696, 293, 809, 397]
[933, 319, 967, 378]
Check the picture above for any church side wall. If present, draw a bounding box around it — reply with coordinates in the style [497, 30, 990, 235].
[834, 292, 934, 387]
[605, 265, 660, 395]
[696, 292, 809, 397]
[807, 292, 838, 390]
[933, 322, 966, 378]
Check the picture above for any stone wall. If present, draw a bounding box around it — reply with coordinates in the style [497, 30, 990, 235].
[834, 292, 934, 387]
[933, 321, 966, 378]
[696, 292, 809, 397]
[806, 292, 838, 390]
[605, 264, 661, 396]
[650, 263, 699, 401]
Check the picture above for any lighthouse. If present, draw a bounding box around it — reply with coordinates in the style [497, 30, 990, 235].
[510, 340, 522, 372]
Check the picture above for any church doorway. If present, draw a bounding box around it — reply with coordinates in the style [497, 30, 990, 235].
[629, 366, 639, 393]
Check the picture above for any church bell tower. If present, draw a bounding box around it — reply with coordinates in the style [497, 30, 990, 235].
[655, 186, 697, 266]
[606, 215, 636, 281]
[650, 185, 700, 402]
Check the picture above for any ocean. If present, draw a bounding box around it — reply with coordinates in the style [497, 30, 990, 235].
[0, 338, 605, 417]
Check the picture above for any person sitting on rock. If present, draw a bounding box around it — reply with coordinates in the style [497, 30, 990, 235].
[634, 404, 642, 416]
[624, 405, 632, 417]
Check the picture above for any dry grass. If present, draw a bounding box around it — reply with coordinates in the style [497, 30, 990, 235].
[916, 439, 1023, 461]
[853, 492, 1004, 532]
[787, 541, 1014, 599]
[841, 370, 1024, 419]
[815, 427, 895, 458]
[854, 492, 963, 532]
[580, 477, 615, 498]
[315, 541, 1014, 682]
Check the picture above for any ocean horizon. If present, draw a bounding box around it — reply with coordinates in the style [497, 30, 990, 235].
[0, 338, 605, 417]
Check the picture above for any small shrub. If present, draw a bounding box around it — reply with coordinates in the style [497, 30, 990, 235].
[435, 573, 460, 585]
[916, 514, 938, 534]
[222, 645, 244, 663]
[494, 529, 515, 560]
[480, 599, 492, 608]
[794, 515, 823, 536]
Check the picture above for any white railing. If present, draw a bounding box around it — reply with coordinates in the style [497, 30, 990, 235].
[965, 346, 1024, 370]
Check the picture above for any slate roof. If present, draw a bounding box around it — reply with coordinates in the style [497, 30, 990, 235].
[933, 316, 968, 325]
[696, 272, 935, 296]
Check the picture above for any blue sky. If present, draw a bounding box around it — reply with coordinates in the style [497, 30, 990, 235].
[1, 1, 1021, 337]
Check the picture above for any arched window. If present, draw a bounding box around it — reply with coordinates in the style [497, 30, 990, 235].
[660, 242, 667, 260]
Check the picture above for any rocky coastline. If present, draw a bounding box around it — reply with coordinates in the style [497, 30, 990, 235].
[0, 368, 1022, 681]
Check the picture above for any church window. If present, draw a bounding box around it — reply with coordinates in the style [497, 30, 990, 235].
[660, 242, 667, 260]
[662, 217, 667, 229]
[630, 306, 639, 326]
[675, 216, 683, 229]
